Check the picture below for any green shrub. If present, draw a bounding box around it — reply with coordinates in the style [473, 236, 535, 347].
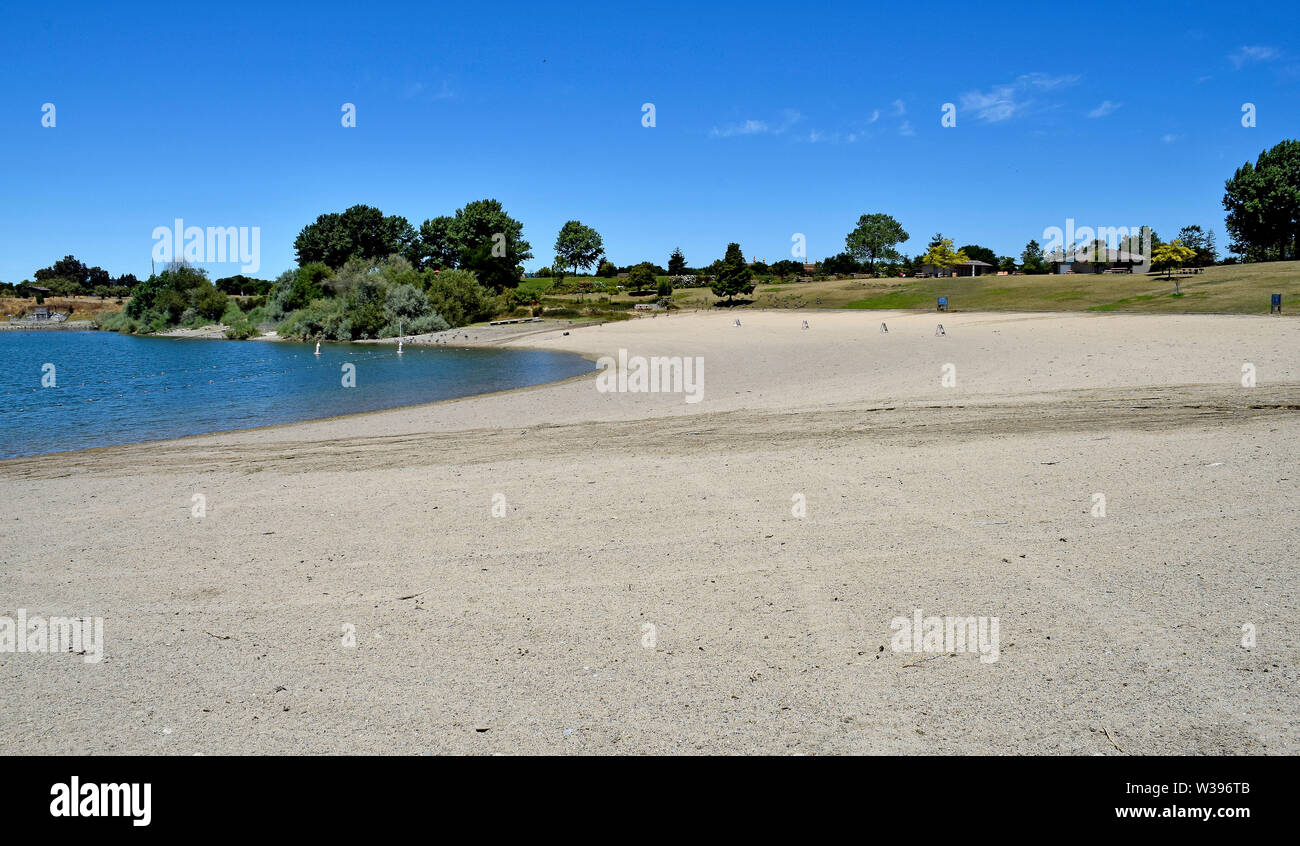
[224, 321, 259, 339]
[244, 305, 273, 326]
[193, 282, 228, 321]
[220, 300, 247, 325]
[424, 268, 495, 326]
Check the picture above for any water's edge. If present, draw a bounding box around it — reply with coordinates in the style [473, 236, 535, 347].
[0, 332, 599, 460]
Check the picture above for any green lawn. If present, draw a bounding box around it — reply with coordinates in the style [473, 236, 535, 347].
[541, 262, 1299, 315]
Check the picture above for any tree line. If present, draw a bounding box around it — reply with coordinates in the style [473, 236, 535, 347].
[9, 139, 1299, 321]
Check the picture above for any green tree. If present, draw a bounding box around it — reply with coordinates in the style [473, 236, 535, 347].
[269, 263, 330, 316]
[344, 277, 388, 339]
[1177, 225, 1218, 266]
[668, 247, 687, 276]
[626, 263, 657, 294]
[820, 252, 860, 276]
[215, 275, 273, 296]
[447, 199, 532, 291]
[125, 264, 210, 320]
[33, 255, 112, 296]
[549, 262, 568, 286]
[156, 288, 187, 323]
[294, 205, 418, 268]
[959, 244, 997, 266]
[417, 215, 459, 270]
[193, 282, 229, 321]
[553, 220, 604, 276]
[421, 271, 491, 327]
[710, 243, 755, 302]
[46, 278, 83, 297]
[596, 260, 618, 278]
[1223, 139, 1300, 261]
[1020, 240, 1048, 274]
[845, 213, 910, 272]
[770, 259, 802, 279]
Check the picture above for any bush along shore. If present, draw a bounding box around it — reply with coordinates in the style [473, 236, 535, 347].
[95, 257, 504, 341]
[93, 198, 619, 340]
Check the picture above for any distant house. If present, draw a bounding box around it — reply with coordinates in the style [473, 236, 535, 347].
[919, 259, 996, 277]
[9, 304, 68, 324]
[1048, 247, 1150, 275]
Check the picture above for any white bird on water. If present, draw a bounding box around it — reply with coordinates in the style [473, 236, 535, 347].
[397, 321, 404, 354]
[314, 340, 321, 356]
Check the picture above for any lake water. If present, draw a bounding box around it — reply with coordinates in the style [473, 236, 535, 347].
[0, 331, 595, 458]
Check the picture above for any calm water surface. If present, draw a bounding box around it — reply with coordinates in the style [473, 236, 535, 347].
[0, 331, 594, 458]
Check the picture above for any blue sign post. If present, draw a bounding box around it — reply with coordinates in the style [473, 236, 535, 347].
[1271, 293, 1282, 313]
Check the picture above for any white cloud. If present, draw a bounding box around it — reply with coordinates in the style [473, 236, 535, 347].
[402, 80, 454, 101]
[868, 109, 880, 124]
[1161, 133, 1179, 144]
[959, 73, 1080, 123]
[711, 119, 769, 137]
[891, 99, 906, 116]
[1229, 45, 1279, 68]
[898, 120, 915, 137]
[1087, 100, 1120, 118]
[807, 128, 864, 144]
[1021, 72, 1079, 90]
[710, 110, 802, 138]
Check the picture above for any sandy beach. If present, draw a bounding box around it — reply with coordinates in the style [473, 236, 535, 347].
[2, 309, 1297, 754]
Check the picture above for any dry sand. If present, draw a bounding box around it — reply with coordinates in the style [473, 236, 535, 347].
[1, 309, 1297, 754]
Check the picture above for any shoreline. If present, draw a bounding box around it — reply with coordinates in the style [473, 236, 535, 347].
[0, 364, 602, 465]
[4, 308, 1296, 463]
[0, 319, 96, 331]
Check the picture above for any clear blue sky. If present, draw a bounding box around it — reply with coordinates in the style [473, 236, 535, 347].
[2, 0, 1297, 281]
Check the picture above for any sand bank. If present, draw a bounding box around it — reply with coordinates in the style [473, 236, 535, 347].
[1, 310, 1296, 754]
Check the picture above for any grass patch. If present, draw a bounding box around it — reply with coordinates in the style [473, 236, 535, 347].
[534, 261, 1300, 315]
[844, 288, 933, 309]
[1087, 294, 1160, 311]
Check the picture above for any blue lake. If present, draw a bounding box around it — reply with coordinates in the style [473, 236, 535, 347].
[0, 331, 595, 459]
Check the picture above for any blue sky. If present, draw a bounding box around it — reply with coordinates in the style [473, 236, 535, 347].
[2, 0, 1298, 281]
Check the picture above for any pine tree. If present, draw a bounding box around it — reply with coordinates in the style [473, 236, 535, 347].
[710, 243, 755, 303]
[668, 247, 687, 276]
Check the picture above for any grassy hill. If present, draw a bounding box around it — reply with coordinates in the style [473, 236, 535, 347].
[677, 261, 1300, 314]
[1, 294, 124, 322]
[539, 262, 1299, 315]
